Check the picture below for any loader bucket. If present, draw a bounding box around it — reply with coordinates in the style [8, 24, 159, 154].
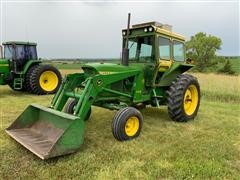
[5, 104, 85, 159]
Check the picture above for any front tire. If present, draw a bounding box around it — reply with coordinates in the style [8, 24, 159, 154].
[167, 74, 200, 122]
[64, 99, 91, 121]
[112, 107, 143, 141]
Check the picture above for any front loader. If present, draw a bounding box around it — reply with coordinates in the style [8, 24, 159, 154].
[6, 14, 200, 159]
[0, 41, 62, 94]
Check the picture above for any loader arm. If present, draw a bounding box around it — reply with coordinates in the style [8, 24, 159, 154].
[52, 69, 142, 115]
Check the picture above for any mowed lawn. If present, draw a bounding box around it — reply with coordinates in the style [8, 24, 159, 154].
[0, 70, 240, 179]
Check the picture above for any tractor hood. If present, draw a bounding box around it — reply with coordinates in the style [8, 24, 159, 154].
[81, 62, 142, 75]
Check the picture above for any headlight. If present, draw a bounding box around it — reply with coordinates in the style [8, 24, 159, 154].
[122, 31, 126, 36]
[144, 28, 148, 32]
[148, 27, 153, 32]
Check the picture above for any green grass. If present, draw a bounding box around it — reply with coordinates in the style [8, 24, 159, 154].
[43, 61, 84, 69]
[44, 59, 120, 70]
[192, 73, 240, 103]
[0, 71, 239, 179]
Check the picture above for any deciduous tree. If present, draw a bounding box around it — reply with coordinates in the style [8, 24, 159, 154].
[186, 32, 222, 71]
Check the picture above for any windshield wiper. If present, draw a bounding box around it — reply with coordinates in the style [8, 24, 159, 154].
[128, 38, 137, 49]
[129, 41, 135, 49]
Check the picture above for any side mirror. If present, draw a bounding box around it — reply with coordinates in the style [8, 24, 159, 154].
[186, 58, 194, 64]
[0, 45, 3, 58]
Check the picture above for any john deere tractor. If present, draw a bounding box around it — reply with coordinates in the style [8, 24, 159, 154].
[0, 41, 62, 94]
[6, 14, 200, 159]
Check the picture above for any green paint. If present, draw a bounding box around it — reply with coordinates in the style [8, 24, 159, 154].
[158, 62, 194, 87]
[0, 59, 10, 85]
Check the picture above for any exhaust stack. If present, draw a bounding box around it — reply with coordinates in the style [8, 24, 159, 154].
[0, 45, 3, 58]
[122, 13, 131, 66]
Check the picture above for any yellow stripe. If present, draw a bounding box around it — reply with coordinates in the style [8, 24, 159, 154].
[0, 64, 8, 66]
[156, 28, 185, 41]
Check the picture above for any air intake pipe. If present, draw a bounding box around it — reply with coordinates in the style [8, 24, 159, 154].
[122, 13, 131, 66]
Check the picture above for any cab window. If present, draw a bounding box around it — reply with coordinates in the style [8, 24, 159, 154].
[4, 45, 14, 59]
[173, 41, 184, 61]
[159, 37, 171, 60]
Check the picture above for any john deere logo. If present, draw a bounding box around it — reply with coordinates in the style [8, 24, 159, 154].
[97, 79, 102, 86]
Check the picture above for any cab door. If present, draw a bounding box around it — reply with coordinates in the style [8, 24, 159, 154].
[153, 35, 173, 86]
[158, 36, 172, 70]
[131, 36, 156, 87]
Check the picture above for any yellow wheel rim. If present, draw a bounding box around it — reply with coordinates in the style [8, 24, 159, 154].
[184, 85, 199, 116]
[39, 71, 58, 92]
[125, 116, 140, 137]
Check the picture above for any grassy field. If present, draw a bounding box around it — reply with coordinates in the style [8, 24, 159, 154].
[0, 70, 240, 179]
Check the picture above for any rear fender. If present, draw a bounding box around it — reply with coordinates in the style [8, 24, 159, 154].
[22, 60, 42, 74]
[158, 63, 194, 87]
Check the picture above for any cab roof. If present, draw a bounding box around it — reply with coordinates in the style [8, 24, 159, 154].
[123, 21, 185, 41]
[2, 41, 37, 46]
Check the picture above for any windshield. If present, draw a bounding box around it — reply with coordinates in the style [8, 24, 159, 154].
[4, 45, 37, 60]
[125, 36, 154, 63]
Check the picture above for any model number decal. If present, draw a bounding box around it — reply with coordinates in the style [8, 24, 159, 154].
[99, 71, 114, 75]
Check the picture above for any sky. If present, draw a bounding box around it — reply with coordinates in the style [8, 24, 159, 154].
[0, 0, 239, 58]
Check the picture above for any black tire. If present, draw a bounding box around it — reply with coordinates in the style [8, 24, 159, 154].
[64, 99, 91, 121]
[166, 74, 200, 122]
[29, 64, 62, 95]
[112, 107, 143, 141]
[24, 64, 40, 93]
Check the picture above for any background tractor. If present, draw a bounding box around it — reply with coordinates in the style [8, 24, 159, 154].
[6, 14, 200, 159]
[0, 41, 62, 94]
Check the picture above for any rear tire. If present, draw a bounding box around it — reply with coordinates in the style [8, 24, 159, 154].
[29, 65, 62, 95]
[64, 99, 91, 121]
[112, 107, 143, 141]
[167, 74, 200, 122]
[24, 64, 39, 93]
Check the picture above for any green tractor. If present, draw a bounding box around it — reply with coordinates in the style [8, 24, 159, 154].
[6, 14, 200, 159]
[0, 41, 62, 94]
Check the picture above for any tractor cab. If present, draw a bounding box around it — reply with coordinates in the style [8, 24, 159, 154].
[2, 41, 38, 72]
[122, 22, 187, 86]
